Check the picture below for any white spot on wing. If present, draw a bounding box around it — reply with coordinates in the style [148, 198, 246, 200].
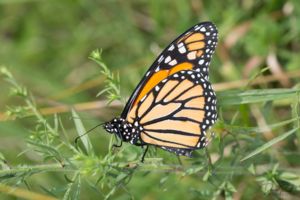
[200, 27, 206, 32]
[158, 55, 164, 63]
[168, 44, 175, 51]
[168, 59, 177, 66]
[141, 95, 147, 102]
[187, 51, 196, 60]
[178, 46, 187, 54]
[164, 56, 171, 63]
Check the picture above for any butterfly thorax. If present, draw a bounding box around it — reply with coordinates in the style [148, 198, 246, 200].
[103, 117, 140, 144]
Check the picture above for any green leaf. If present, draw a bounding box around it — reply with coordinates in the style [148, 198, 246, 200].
[0, 66, 13, 79]
[89, 49, 121, 104]
[89, 49, 102, 60]
[72, 109, 94, 156]
[247, 164, 256, 175]
[241, 127, 299, 162]
[224, 182, 236, 200]
[63, 173, 81, 200]
[203, 170, 211, 182]
[182, 166, 204, 176]
[257, 177, 274, 195]
[277, 172, 300, 194]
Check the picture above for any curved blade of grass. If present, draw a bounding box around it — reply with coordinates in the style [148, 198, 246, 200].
[218, 88, 300, 106]
[224, 116, 300, 134]
[241, 127, 299, 162]
[291, 84, 300, 144]
[71, 109, 94, 156]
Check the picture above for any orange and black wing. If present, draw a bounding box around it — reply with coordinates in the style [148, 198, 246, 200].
[121, 22, 218, 119]
[126, 70, 217, 156]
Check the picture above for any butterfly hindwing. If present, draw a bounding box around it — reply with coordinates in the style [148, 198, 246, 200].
[126, 69, 217, 155]
[121, 22, 218, 118]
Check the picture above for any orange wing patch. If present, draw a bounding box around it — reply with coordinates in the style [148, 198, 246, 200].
[164, 79, 193, 102]
[174, 109, 205, 123]
[177, 32, 205, 60]
[141, 130, 199, 148]
[128, 72, 207, 149]
[143, 120, 200, 136]
[185, 33, 204, 43]
[156, 80, 178, 102]
[140, 133, 190, 148]
[132, 62, 193, 107]
[185, 97, 205, 109]
[176, 85, 203, 101]
[137, 93, 154, 118]
[140, 103, 181, 124]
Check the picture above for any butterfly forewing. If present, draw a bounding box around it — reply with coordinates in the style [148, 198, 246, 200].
[121, 22, 218, 118]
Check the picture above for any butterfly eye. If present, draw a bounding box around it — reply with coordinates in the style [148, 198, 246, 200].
[104, 122, 115, 134]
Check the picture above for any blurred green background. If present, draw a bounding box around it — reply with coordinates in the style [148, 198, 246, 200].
[1, 0, 300, 199]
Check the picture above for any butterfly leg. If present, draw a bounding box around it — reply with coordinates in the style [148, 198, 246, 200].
[141, 145, 149, 163]
[112, 134, 123, 148]
[112, 140, 123, 148]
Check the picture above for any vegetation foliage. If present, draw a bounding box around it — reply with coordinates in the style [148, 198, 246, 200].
[1, 0, 300, 199]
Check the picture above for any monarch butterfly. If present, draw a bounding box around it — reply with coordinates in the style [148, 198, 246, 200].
[104, 22, 218, 161]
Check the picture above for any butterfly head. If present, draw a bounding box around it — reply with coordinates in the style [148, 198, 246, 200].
[103, 117, 139, 143]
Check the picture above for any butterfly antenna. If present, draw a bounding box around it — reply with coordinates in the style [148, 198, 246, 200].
[74, 123, 105, 145]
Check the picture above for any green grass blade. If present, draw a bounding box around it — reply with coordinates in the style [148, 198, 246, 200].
[71, 109, 94, 156]
[223, 116, 300, 134]
[218, 88, 300, 106]
[241, 127, 299, 162]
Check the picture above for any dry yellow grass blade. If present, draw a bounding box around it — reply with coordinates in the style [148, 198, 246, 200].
[213, 69, 300, 91]
[0, 100, 122, 121]
[50, 77, 104, 100]
[0, 183, 57, 200]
